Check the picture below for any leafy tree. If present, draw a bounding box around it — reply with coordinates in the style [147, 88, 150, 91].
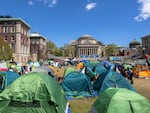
[105, 43, 119, 57]
[61, 44, 76, 57]
[0, 38, 13, 61]
[46, 40, 58, 55]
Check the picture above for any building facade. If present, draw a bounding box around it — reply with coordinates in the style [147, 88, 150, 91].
[30, 32, 46, 61]
[0, 16, 30, 62]
[141, 35, 150, 55]
[74, 35, 103, 58]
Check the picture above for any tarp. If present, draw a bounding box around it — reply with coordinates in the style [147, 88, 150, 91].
[61, 72, 95, 98]
[0, 71, 20, 92]
[0, 72, 68, 113]
[98, 71, 136, 94]
[90, 88, 150, 113]
[139, 71, 150, 78]
[0, 62, 8, 71]
[49, 66, 60, 77]
[32, 66, 54, 76]
[31, 66, 58, 80]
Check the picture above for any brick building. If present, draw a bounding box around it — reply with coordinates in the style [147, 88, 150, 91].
[0, 16, 30, 62]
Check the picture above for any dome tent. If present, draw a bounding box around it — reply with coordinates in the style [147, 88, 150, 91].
[90, 88, 150, 113]
[94, 70, 136, 94]
[93, 64, 109, 94]
[61, 71, 95, 98]
[0, 71, 20, 92]
[0, 72, 69, 113]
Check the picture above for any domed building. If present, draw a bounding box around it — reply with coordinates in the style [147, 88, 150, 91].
[74, 34, 103, 58]
[129, 39, 141, 49]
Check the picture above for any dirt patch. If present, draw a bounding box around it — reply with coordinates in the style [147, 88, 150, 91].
[133, 77, 150, 100]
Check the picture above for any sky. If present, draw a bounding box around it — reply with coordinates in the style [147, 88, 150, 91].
[0, 0, 150, 47]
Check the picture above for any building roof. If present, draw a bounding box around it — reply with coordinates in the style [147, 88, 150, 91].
[77, 34, 95, 40]
[129, 39, 141, 45]
[30, 32, 47, 40]
[0, 17, 31, 27]
[141, 34, 150, 39]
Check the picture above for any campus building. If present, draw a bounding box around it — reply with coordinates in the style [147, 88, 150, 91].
[0, 16, 30, 62]
[73, 34, 103, 58]
[141, 35, 150, 55]
[30, 32, 47, 61]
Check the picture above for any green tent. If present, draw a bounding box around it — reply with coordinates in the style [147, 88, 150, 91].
[0, 72, 68, 113]
[64, 67, 76, 77]
[90, 88, 150, 113]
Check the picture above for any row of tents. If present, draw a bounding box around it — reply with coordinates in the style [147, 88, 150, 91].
[60, 60, 150, 112]
[0, 59, 150, 113]
[61, 65, 136, 98]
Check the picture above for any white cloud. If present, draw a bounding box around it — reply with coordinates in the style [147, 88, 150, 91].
[28, 0, 58, 7]
[85, 2, 97, 11]
[28, 0, 34, 5]
[135, 0, 150, 21]
[48, 0, 57, 7]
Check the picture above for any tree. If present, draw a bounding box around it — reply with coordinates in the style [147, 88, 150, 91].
[0, 38, 13, 61]
[46, 40, 57, 55]
[105, 43, 119, 57]
[61, 44, 76, 57]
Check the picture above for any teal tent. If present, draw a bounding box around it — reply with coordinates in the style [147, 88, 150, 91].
[0, 71, 20, 92]
[84, 61, 95, 70]
[93, 65, 109, 93]
[0, 72, 69, 113]
[84, 67, 96, 81]
[90, 88, 150, 113]
[61, 72, 95, 98]
[98, 71, 136, 94]
[94, 64, 108, 76]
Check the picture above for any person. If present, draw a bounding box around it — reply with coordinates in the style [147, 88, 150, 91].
[127, 67, 133, 84]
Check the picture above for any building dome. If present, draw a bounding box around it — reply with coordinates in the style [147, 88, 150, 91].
[129, 39, 141, 48]
[129, 39, 140, 45]
[77, 34, 94, 40]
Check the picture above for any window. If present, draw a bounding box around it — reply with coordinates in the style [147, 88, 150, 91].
[11, 26, 15, 33]
[4, 36, 7, 41]
[3, 26, 8, 33]
[11, 36, 15, 41]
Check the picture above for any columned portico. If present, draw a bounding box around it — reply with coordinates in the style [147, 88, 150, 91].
[75, 34, 103, 58]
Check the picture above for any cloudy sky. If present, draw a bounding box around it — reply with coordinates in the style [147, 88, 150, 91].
[0, 0, 150, 47]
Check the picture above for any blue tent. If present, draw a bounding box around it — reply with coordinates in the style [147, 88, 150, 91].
[94, 70, 136, 94]
[0, 71, 20, 92]
[61, 71, 95, 98]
